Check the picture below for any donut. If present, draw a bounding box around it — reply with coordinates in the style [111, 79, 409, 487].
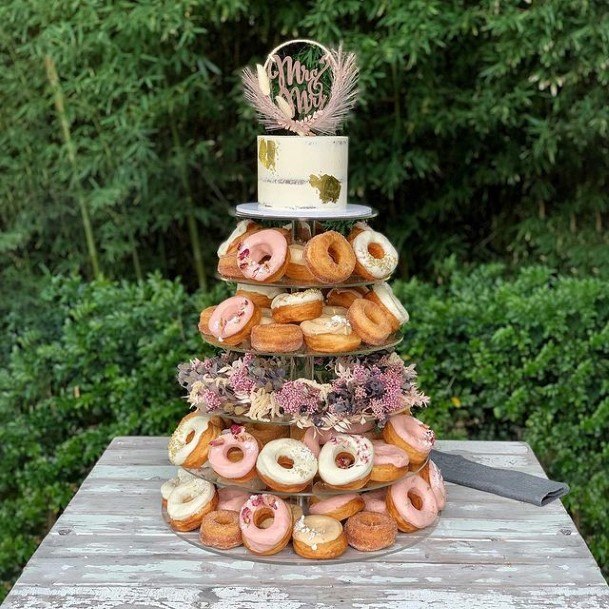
[347, 299, 392, 346]
[166, 479, 218, 532]
[318, 434, 374, 490]
[382, 414, 435, 466]
[309, 493, 365, 521]
[259, 502, 304, 529]
[197, 306, 216, 336]
[217, 487, 250, 512]
[386, 474, 438, 532]
[300, 426, 334, 458]
[235, 283, 286, 308]
[244, 422, 290, 447]
[326, 287, 364, 309]
[271, 289, 324, 323]
[237, 229, 289, 282]
[160, 469, 197, 508]
[256, 438, 317, 492]
[285, 244, 316, 282]
[208, 425, 259, 482]
[239, 494, 292, 555]
[217, 252, 243, 279]
[361, 489, 388, 514]
[199, 509, 243, 549]
[300, 313, 362, 353]
[322, 305, 348, 317]
[344, 511, 397, 551]
[217, 220, 261, 257]
[304, 231, 356, 283]
[420, 460, 446, 511]
[350, 229, 398, 280]
[292, 515, 347, 560]
[208, 296, 261, 346]
[364, 282, 409, 331]
[347, 221, 373, 243]
[168, 412, 221, 468]
[251, 322, 303, 353]
[370, 440, 410, 483]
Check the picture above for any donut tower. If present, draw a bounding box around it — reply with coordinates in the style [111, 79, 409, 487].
[162, 40, 446, 562]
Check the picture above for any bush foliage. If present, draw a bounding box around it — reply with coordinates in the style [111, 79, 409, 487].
[1, 268, 607, 599]
[1, 0, 608, 317]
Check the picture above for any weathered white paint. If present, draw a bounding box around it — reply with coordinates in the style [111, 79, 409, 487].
[2, 438, 608, 609]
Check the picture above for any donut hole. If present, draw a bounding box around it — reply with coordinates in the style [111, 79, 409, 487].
[327, 244, 341, 265]
[277, 456, 294, 469]
[185, 430, 195, 444]
[335, 451, 355, 469]
[367, 243, 385, 259]
[258, 254, 272, 265]
[253, 507, 274, 528]
[227, 447, 244, 463]
[408, 490, 424, 510]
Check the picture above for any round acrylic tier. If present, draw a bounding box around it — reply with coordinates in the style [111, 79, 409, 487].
[217, 272, 389, 290]
[183, 457, 428, 498]
[234, 202, 377, 221]
[162, 505, 437, 564]
[200, 333, 402, 358]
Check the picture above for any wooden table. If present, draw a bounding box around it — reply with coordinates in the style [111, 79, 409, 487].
[2, 438, 608, 609]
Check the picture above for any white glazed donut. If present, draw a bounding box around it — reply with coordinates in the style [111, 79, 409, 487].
[166, 479, 218, 531]
[161, 469, 197, 505]
[318, 434, 374, 489]
[217, 220, 258, 256]
[256, 438, 318, 492]
[167, 413, 219, 468]
[366, 282, 409, 330]
[352, 229, 398, 280]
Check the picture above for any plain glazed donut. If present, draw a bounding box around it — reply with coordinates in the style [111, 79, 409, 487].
[256, 438, 317, 492]
[251, 323, 303, 353]
[217, 252, 243, 279]
[235, 283, 286, 308]
[326, 287, 364, 309]
[386, 474, 438, 532]
[382, 414, 435, 466]
[217, 220, 261, 257]
[421, 460, 446, 511]
[347, 299, 392, 346]
[166, 479, 218, 532]
[271, 289, 324, 323]
[351, 229, 398, 280]
[237, 229, 289, 282]
[304, 231, 356, 283]
[370, 440, 410, 483]
[292, 515, 347, 560]
[286, 244, 316, 282]
[344, 510, 397, 551]
[168, 412, 221, 468]
[208, 296, 261, 346]
[300, 313, 362, 353]
[199, 509, 243, 549]
[364, 282, 409, 331]
[208, 425, 259, 482]
[217, 487, 250, 512]
[309, 493, 365, 521]
[239, 494, 292, 555]
[318, 434, 374, 490]
[197, 306, 216, 336]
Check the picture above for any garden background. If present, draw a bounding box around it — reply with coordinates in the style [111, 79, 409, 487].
[1, 0, 608, 599]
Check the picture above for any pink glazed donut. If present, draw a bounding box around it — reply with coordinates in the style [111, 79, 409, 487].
[239, 494, 292, 555]
[301, 427, 334, 458]
[421, 460, 447, 511]
[309, 493, 365, 521]
[208, 296, 261, 346]
[208, 425, 259, 483]
[361, 489, 388, 514]
[237, 229, 289, 283]
[386, 475, 438, 532]
[217, 488, 250, 512]
[382, 414, 435, 466]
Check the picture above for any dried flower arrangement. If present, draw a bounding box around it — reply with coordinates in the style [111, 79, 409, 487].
[242, 40, 358, 136]
[177, 351, 429, 429]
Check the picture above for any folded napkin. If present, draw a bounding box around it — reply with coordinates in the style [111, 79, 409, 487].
[430, 449, 569, 506]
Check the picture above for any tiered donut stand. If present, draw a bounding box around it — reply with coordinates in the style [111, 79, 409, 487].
[162, 203, 439, 564]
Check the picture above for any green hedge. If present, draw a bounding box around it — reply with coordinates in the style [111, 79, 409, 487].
[1, 267, 608, 598]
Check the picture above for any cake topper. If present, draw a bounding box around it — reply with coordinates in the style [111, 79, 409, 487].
[242, 39, 359, 137]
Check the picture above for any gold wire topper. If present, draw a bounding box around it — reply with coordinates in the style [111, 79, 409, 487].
[242, 39, 359, 136]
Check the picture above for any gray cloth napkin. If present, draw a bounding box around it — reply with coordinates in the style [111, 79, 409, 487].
[430, 449, 569, 506]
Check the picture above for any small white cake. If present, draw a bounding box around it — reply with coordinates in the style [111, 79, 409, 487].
[257, 135, 348, 210]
